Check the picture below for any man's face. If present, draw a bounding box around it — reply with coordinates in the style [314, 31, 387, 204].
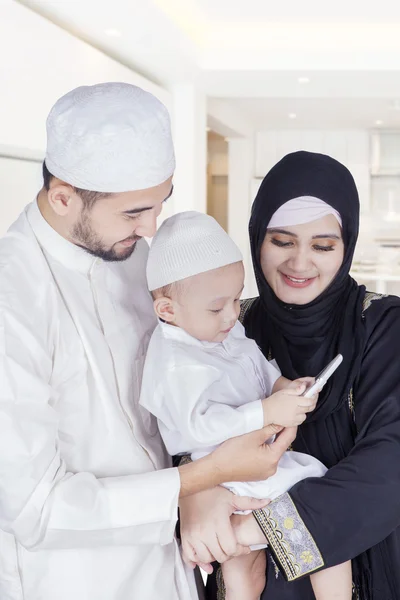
[69, 178, 173, 261]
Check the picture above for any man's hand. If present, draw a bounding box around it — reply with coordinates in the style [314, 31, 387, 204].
[178, 425, 297, 569]
[179, 486, 268, 571]
[262, 385, 317, 427]
[178, 424, 297, 496]
[210, 424, 297, 483]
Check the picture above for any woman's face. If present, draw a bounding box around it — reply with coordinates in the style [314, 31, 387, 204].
[260, 214, 344, 305]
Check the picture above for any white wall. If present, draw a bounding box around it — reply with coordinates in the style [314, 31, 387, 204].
[0, 1, 211, 237]
[0, 156, 43, 236]
[0, 0, 173, 235]
[0, 0, 170, 154]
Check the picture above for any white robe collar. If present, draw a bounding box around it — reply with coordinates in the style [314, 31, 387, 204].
[159, 319, 243, 351]
[27, 200, 97, 274]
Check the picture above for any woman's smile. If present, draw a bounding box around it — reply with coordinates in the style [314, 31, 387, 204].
[280, 272, 318, 288]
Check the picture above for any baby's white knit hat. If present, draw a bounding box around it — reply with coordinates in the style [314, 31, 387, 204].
[147, 211, 243, 291]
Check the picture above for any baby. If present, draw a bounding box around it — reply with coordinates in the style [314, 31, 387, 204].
[140, 211, 352, 600]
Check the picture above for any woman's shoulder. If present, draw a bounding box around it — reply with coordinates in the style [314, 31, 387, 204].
[362, 291, 400, 317]
[362, 291, 400, 343]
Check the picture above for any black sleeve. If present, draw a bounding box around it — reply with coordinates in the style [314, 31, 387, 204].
[253, 305, 400, 581]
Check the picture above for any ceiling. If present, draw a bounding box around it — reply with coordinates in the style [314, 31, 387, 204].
[225, 97, 400, 130]
[18, 0, 400, 131]
[196, 0, 400, 23]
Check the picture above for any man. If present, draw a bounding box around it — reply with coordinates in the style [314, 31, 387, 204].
[0, 82, 294, 600]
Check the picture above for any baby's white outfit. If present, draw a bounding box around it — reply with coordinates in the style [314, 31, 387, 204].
[140, 320, 327, 504]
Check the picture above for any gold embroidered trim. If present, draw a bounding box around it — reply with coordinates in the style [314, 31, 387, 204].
[253, 493, 324, 581]
[362, 291, 386, 313]
[216, 565, 226, 600]
[271, 553, 280, 579]
[348, 387, 355, 420]
[349, 291, 386, 426]
[178, 455, 192, 466]
[239, 297, 257, 324]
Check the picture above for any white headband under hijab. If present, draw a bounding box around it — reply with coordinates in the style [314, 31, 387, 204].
[268, 196, 342, 229]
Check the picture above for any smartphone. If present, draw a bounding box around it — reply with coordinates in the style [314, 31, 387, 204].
[301, 354, 343, 398]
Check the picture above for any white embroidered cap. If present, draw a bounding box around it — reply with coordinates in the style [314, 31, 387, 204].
[147, 211, 243, 291]
[45, 82, 175, 193]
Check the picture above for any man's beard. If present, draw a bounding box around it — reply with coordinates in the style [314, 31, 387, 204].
[72, 211, 140, 262]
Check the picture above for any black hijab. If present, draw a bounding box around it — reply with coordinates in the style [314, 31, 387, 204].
[244, 151, 366, 420]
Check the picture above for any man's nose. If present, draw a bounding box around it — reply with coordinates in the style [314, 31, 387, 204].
[136, 210, 157, 238]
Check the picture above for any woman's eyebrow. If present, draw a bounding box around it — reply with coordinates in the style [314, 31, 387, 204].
[312, 234, 341, 240]
[267, 228, 297, 237]
[268, 228, 341, 240]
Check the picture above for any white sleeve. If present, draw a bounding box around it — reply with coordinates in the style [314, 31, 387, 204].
[145, 364, 264, 452]
[257, 356, 282, 396]
[0, 306, 180, 551]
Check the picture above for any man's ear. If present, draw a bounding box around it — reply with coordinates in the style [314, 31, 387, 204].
[153, 296, 176, 323]
[47, 183, 80, 217]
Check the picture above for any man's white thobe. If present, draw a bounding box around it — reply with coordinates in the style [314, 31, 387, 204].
[0, 201, 197, 600]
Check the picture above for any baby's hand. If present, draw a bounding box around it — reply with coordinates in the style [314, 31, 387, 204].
[286, 377, 314, 390]
[262, 383, 317, 427]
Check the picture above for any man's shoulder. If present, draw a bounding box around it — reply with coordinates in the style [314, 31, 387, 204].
[0, 211, 52, 306]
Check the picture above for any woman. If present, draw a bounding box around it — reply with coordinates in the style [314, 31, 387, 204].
[207, 150, 400, 599]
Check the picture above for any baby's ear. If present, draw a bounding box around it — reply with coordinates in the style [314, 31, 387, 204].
[154, 296, 176, 322]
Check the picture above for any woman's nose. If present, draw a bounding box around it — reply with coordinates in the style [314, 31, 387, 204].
[287, 248, 311, 272]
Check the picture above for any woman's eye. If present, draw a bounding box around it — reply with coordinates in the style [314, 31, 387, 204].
[210, 309, 222, 314]
[271, 238, 293, 248]
[313, 245, 334, 252]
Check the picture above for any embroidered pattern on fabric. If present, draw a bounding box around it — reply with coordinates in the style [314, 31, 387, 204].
[349, 292, 386, 427]
[270, 553, 280, 579]
[239, 297, 257, 324]
[253, 493, 324, 581]
[216, 566, 226, 600]
[348, 387, 355, 422]
[362, 291, 387, 313]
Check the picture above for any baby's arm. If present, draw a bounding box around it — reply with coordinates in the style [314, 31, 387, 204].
[272, 375, 292, 392]
[144, 364, 266, 452]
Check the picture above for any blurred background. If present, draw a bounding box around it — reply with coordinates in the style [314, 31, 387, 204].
[2, 0, 400, 297]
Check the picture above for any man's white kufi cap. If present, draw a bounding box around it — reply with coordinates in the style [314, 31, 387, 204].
[45, 82, 175, 192]
[147, 211, 243, 291]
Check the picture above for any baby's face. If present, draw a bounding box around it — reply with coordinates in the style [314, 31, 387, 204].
[174, 261, 244, 343]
